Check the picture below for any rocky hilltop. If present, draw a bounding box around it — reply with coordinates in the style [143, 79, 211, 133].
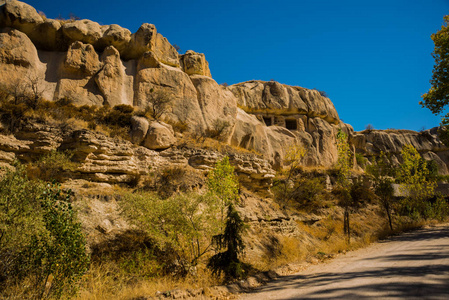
[1, 0, 448, 174]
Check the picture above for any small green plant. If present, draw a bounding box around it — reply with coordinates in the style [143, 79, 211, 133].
[30, 150, 78, 182]
[207, 203, 249, 281]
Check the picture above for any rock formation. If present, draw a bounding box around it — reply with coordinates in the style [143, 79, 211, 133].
[1, 0, 449, 174]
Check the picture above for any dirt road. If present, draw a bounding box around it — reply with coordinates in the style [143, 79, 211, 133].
[241, 224, 449, 299]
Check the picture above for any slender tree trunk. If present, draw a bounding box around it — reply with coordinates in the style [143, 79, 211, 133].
[384, 200, 393, 230]
[344, 206, 350, 243]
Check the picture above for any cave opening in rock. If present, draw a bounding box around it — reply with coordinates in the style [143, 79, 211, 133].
[285, 119, 298, 130]
[263, 116, 272, 126]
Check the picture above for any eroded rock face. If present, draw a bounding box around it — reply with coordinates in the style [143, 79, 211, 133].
[98, 24, 132, 53]
[229, 80, 339, 124]
[62, 19, 103, 46]
[123, 23, 179, 66]
[95, 46, 133, 106]
[190, 75, 237, 141]
[180, 50, 212, 77]
[351, 128, 449, 174]
[143, 121, 176, 150]
[1, 1, 448, 172]
[0, 0, 43, 38]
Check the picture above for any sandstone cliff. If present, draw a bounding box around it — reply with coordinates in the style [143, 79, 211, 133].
[1, 0, 448, 174]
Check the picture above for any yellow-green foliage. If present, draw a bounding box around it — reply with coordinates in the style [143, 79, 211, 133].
[119, 191, 223, 275]
[0, 164, 45, 279]
[336, 129, 351, 185]
[0, 165, 89, 299]
[28, 150, 78, 182]
[206, 156, 239, 224]
[398, 145, 437, 219]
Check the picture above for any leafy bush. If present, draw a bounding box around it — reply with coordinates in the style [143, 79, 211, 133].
[206, 156, 239, 224]
[19, 184, 90, 299]
[0, 166, 89, 299]
[0, 164, 45, 285]
[29, 150, 78, 182]
[120, 191, 222, 276]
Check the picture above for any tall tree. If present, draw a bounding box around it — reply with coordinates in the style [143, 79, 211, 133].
[397, 145, 436, 218]
[367, 152, 395, 230]
[336, 129, 353, 242]
[421, 15, 449, 143]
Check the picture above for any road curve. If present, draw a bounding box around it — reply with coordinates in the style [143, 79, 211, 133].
[241, 224, 449, 299]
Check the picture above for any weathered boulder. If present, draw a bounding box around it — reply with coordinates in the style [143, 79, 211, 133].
[95, 46, 133, 106]
[229, 81, 339, 124]
[62, 19, 103, 46]
[62, 41, 100, 76]
[130, 115, 150, 144]
[0, 0, 43, 38]
[98, 24, 131, 53]
[134, 63, 205, 129]
[33, 19, 63, 50]
[0, 27, 37, 68]
[190, 75, 237, 141]
[0, 28, 44, 96]
[123, 23, 179, 66]
[143, 121, 176, 150]
[56, 41, 104, 105]
[180, 50, 212, 77]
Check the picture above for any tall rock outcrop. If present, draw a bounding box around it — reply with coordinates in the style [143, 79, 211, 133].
[1, 0, 449, 173]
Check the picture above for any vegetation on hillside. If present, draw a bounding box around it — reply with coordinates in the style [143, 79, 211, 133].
[421, 14, 449, 145]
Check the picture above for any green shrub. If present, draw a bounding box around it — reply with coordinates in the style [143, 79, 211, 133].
[30, 150, 78, 182]
[0, 164, 45, 284]
[0, 166, 89, 299]
[120, 191, 222, 276]
[19, 184, 90, 299]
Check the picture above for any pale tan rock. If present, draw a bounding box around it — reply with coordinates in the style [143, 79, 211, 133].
[180, 50, 212, 77]
[62, 19, 102, 46]
[130, 115, 149, 144]
[231, 108, 271, 156]
[190, 75, 237, 141]
[0, 0, 43, 37]
[95, 46, 133, 106]
[0, 28, 44, 98]
[98, 24, 131, 53]
[62, 41, 101, 76]
[56, 41, 104, 105]
[143, 121, 176, 150]
[134, 63, 205, 130]
[229, 80, 339, 124]
[137, 51, 160, 69]
[123, 23, 179, 66]
[0, 28, 37, 68]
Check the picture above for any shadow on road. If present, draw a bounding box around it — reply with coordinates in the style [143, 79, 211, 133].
[245, 226, 449, 299]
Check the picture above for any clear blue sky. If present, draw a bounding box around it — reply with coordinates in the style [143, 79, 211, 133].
[26, 0, 449, 131]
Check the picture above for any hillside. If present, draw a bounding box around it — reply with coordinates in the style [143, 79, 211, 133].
[1, 1, 448, 299]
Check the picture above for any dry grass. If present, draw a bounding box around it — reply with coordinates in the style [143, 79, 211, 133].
[75, 262, 220, 300]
